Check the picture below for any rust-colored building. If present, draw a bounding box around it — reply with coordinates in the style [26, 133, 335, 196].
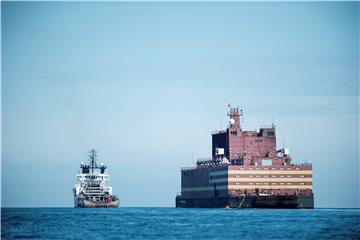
[176, 106, 314, 208]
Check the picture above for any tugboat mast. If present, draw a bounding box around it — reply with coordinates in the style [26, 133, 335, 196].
[89, 149, 97, 173]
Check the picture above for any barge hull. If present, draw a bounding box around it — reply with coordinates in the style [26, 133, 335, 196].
[176, 195, 314, 209]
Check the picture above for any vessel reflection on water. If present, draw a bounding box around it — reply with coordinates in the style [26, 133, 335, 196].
[176, 105, 314, 208]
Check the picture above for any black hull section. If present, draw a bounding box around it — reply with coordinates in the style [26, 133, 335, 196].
[176, 195, 314, 209]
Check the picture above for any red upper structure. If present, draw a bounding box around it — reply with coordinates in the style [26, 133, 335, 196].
[212, 105, 290, 166]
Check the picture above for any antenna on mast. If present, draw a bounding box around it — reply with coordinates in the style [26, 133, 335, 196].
[240, 109, 244, 124]
[89, 149, 98, 173]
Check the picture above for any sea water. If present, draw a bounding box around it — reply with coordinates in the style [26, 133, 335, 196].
[2, 208, 359, 239]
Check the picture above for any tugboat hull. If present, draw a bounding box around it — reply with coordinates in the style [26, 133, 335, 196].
[77, 200, 120, 208]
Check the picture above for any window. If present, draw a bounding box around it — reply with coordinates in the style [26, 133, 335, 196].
[267, 131, 274, 137]
[231, 131, 237, 136]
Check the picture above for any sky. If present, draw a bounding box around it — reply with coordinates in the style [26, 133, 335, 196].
[1, 2, 359, 208]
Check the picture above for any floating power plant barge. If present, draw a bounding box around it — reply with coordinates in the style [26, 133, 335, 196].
[176, 106, 314, 208]
[73, 149, 119, 208]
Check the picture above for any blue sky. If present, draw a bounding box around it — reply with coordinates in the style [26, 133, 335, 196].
[2, 2, 359, 207]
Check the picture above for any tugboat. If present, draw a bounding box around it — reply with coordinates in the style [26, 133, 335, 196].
[73, 149, 119, 208]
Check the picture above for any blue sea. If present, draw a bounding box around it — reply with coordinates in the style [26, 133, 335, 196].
[1, 208, 359, 239]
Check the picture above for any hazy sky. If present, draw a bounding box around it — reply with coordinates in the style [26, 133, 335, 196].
[2, 2, 359, 208]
